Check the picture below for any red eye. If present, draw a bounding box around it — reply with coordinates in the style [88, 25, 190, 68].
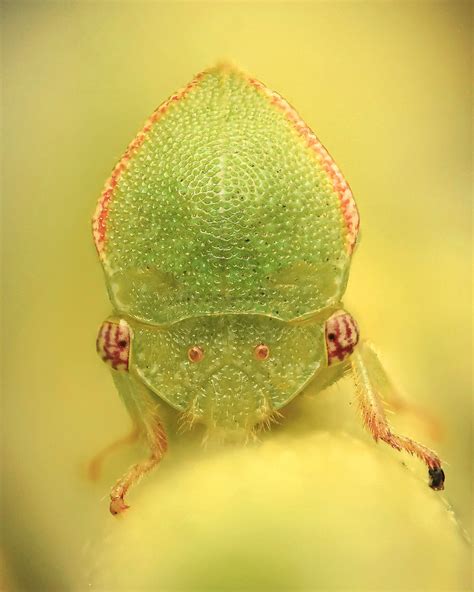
[96, 320, 131, 371]
[325, 311, 359, 365]
[188, 346, 204, 363]
[254, 344, 270, 361]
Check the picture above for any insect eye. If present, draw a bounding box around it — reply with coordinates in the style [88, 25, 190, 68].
[96, 320, 131, 371]
[188, 346, 204, 363]
[254, 343, 270, 361]
[325, 311, 359, 365]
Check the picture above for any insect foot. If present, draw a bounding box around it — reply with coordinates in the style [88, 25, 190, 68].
[110, 496, 130, 516]
[428, 467, 445, 491]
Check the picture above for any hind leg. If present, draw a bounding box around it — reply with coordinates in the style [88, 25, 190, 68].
[88, 424, 140, 481]
[351, 341, 444, 490]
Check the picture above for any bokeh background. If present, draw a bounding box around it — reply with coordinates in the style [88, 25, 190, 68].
[1, 1, 472, 590]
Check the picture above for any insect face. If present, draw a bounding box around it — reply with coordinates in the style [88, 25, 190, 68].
[120, 314, 327, 432]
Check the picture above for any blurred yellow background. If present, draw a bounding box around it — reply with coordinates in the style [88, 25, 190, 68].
[2, 1, 472, 590]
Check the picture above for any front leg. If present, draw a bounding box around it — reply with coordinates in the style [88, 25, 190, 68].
[107, 372, 168, 514]
[352, 340, 442, 440]
[96, 319, 169, 515]
[351, 341, 445, 490]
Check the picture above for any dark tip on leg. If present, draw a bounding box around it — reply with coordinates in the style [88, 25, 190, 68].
[428, 467, 445, 491]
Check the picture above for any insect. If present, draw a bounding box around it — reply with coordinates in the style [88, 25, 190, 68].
[91, 63, 444, 515]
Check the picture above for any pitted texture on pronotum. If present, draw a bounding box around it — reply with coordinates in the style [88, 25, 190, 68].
[96, 320, 131, 371]
[91, 67, 446, 507]
[129, 314, 325, 431]
[325, 310, 359, 365]
[94, 64, 358, 324]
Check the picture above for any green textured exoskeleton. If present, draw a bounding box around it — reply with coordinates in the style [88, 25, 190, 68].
[92, 64, 444, 515]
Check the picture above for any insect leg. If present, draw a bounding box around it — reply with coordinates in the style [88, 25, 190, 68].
[87, 424, 140, 481]
[355, 341, 442, 440]
[108, 372, 168, 515]
[350, 341, 445, 490]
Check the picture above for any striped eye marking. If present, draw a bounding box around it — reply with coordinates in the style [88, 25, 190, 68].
[325, 311, 359, 365]
[96, 320, 131, 371]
